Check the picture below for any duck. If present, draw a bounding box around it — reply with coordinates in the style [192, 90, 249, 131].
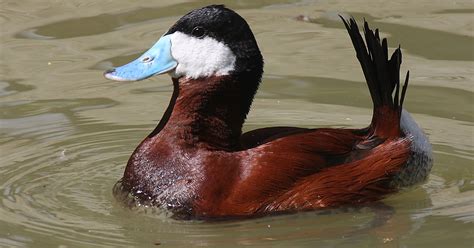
[104, 5, 433, 219]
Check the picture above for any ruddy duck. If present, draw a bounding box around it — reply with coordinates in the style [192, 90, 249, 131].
[104, 5, 432, 219]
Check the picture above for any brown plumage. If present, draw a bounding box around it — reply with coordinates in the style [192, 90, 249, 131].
[107, 6, 432, 220]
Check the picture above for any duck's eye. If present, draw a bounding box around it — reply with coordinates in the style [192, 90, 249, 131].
[141, 56, 153, 63]
[191, 26, 205, 38]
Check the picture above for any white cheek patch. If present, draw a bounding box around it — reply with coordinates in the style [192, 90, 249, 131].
[169, 32, 236, 79]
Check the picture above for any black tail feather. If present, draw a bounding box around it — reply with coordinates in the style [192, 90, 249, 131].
[400, 70, 409, 110]
[340, 16, 409, 115]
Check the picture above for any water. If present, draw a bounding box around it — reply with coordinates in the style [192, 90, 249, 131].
[1, 0, 473, 247]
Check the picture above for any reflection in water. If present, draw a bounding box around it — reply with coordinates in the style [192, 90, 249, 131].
[312, 13, 474, 61]
[434, 8, 474, 14]
[15, 0, 300, 40]
[260, 75, 473, 122]
[1, 0, 473, 247]
[0, 79, 35, 97]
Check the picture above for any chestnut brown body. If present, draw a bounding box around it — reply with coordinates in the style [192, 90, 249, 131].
[120, 74, 412, 219]
[110, 8, 432, 219]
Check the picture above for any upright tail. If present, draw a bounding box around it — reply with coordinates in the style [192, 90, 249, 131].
[341, 17, 409, 139]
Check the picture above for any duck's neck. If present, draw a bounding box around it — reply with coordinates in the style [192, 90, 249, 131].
[150, 74, 259, 150]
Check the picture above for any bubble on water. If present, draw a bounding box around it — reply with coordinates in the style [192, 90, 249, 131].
[59, 149, 67, 161]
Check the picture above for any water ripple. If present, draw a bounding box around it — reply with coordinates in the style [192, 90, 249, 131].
[14, 0, 301, 40]
[1, 126, 139, 247]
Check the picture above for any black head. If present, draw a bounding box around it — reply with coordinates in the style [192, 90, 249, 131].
[165, 5, 263, 76]
[104, 5, 263, 83]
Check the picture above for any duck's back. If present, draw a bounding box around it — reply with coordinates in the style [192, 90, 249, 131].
[191, 128, 411, 217]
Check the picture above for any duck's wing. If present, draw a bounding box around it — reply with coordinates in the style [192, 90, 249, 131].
[228, 129, 366, 201]
[247, 127, 368, 169]
[216, 129, 410, 215]
[262, 137, 411, 212]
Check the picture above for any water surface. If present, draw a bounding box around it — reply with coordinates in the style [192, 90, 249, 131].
[1, 0, 473, 247]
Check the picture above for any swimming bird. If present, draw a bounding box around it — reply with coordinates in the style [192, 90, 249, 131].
[104, 5, 433, 219]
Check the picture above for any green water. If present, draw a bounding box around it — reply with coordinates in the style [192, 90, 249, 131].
[1, 0, 473, 247]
